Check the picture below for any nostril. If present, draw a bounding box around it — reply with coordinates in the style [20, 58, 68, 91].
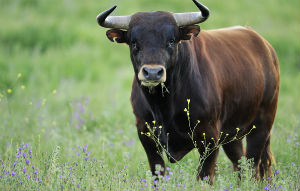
[142, 68, 149, 78]
[157, 68, 163, 78]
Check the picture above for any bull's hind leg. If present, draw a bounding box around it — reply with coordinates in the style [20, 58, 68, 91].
[246, 105, 277, 179]
[222, 139, 245, 171]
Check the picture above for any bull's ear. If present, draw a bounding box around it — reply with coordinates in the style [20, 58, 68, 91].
[179, 25, 200, 40]
[106, 29, 128, 43]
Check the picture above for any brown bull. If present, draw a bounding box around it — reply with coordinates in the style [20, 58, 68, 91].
[97, 0, 280, 184]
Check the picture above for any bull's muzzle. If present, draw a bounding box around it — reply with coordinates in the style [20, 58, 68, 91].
[138, 65, 166, 87]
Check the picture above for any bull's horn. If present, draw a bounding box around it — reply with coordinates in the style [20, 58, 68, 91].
[173, 0, 210, 26]
[96, 5, 131, 29]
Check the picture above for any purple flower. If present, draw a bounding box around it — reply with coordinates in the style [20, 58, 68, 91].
[13, 162, 17, 166]
[204, 176, 208, 180]
[166, 167, 170, 171]
[296, 142, 299, 146]
[291, 162, 295, 166]
[24, 167, 27, 173]
[274, 170, 279, 175]
[20, 180, 23, 184]
[26, 160, 30, 165]
[176, 184, 181, 187]
[76, 152, 80, 156]
[11, 171, 16, 176]
[27, 175, 30, 179]
[16, 154, 20, 158]
[77, 146, 81, 149]
[23, 153, 26, 158]
[224, 189, 228, 191]
[169, 171, 173, 175]
[124, 165, 127, 169]
[32, 164, 34, 169]
[34, 170, 38, 174]
[85, 152, 90, 156]
[83, 145, 87, 152]
[28, 149, 32, 154]
[264, 186, 269, 190]
[161, 188, 166, 191]
[142, 179, 146, 182]
[29, 154, 32, 158]
[77, 184, 80, 188]
[286, 139, 290, 143]
[85, 157, 89, 160]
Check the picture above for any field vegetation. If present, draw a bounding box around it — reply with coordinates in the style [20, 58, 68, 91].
[0, 0, 299, 190]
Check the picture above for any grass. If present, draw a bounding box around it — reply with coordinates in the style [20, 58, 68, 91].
[0, 0, 299, 190]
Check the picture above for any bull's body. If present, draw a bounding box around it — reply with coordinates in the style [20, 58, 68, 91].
[97, 1, 280, 184]
[131, 26, 279, 182]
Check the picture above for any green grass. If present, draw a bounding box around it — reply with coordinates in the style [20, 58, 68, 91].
[0, 0, 299, 190]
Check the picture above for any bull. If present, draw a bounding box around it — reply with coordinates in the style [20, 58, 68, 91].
[96, 0, 280, 184]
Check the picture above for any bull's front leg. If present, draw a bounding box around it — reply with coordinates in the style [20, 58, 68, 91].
[136, 118, 165, 176]
[195, 121, 220, 185]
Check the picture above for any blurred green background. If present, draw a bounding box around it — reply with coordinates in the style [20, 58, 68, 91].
[0, 0, 299, 189]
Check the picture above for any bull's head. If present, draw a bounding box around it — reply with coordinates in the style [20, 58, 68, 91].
[97, 0, 209, 87]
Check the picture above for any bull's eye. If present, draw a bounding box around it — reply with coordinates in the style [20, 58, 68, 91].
[131, 41, 139, 53]
[167, 39, 176, 48]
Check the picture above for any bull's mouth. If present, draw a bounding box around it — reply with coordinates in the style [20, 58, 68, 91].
[141, 80, 163, 87]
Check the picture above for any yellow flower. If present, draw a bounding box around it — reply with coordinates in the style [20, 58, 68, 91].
[236, 128, 240, 131]
[21, 85, 25, 90]
[203, 133, 206, 136]
[52, 89, 57, 94]
[253, 125, 256, 129]
[184, 108, 187, 112]
[197, 120, 200, 123]
[152, 120, 156, 125]
[158, 125, 162, 129]
[17, 73, 22, 78]
[7, 89, 12, 94]
[42, 98, 47, 106]
[140, 132, 144, 135]
[187, 99, 190, 104]
[187, 112, 190, 116]
[226, 133, 229, 136]
[201, 141, 204, 144]
[146, 132, 151, 136]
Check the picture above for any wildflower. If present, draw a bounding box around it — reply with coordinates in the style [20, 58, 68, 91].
[236, 128, 240, 131]
[226, 133, 229, 136]
[52, 89, 57, 94]
[28, 149, 32, 154]
[159, 125, 162, 129]
[77, 184, 80, 188]
[20, 180, 23, 184]
[203, 133, 205, 136]
[253, 125, 256, 129]
[291, 162, 295, 166]
[23, 153, 26, 158]
[11, 171, 16, 176]
[224, 189, 228, 191]
[42, 98, 47, 106]
[187, 99, 190, 104]
[76, 152, 80, 156]
[21, 85, 25, 90]
[24, 167, 27, 173]
[142, 179, 146, 182]
[296, 142, 299, 146]
[7, 89, 12, 94]
[169, 171, 173, 175]
[16, 154, 20, 158]
[34, 170, 38, 174]
[140, 132, 144, 135]
[176, 184, 181, 187]
[184, 108, 187, 112]
[152, 120, 156, 125]
[166, 167, 170, 171]
[274, 170, 279, 175]
[264, 186, 269, 190]
[83, 145, 87, 152]
[13, 162, 17, 166]
[85, 157, 89, 160]
[146, 132, 151, 136]
[17, 73, 22, 78]
[29, 154, 32, 158]
[124, 165, 127, 169]
[204, 176, 208, 180]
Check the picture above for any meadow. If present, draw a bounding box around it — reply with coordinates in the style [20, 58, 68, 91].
[0, 0, 299, 190]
